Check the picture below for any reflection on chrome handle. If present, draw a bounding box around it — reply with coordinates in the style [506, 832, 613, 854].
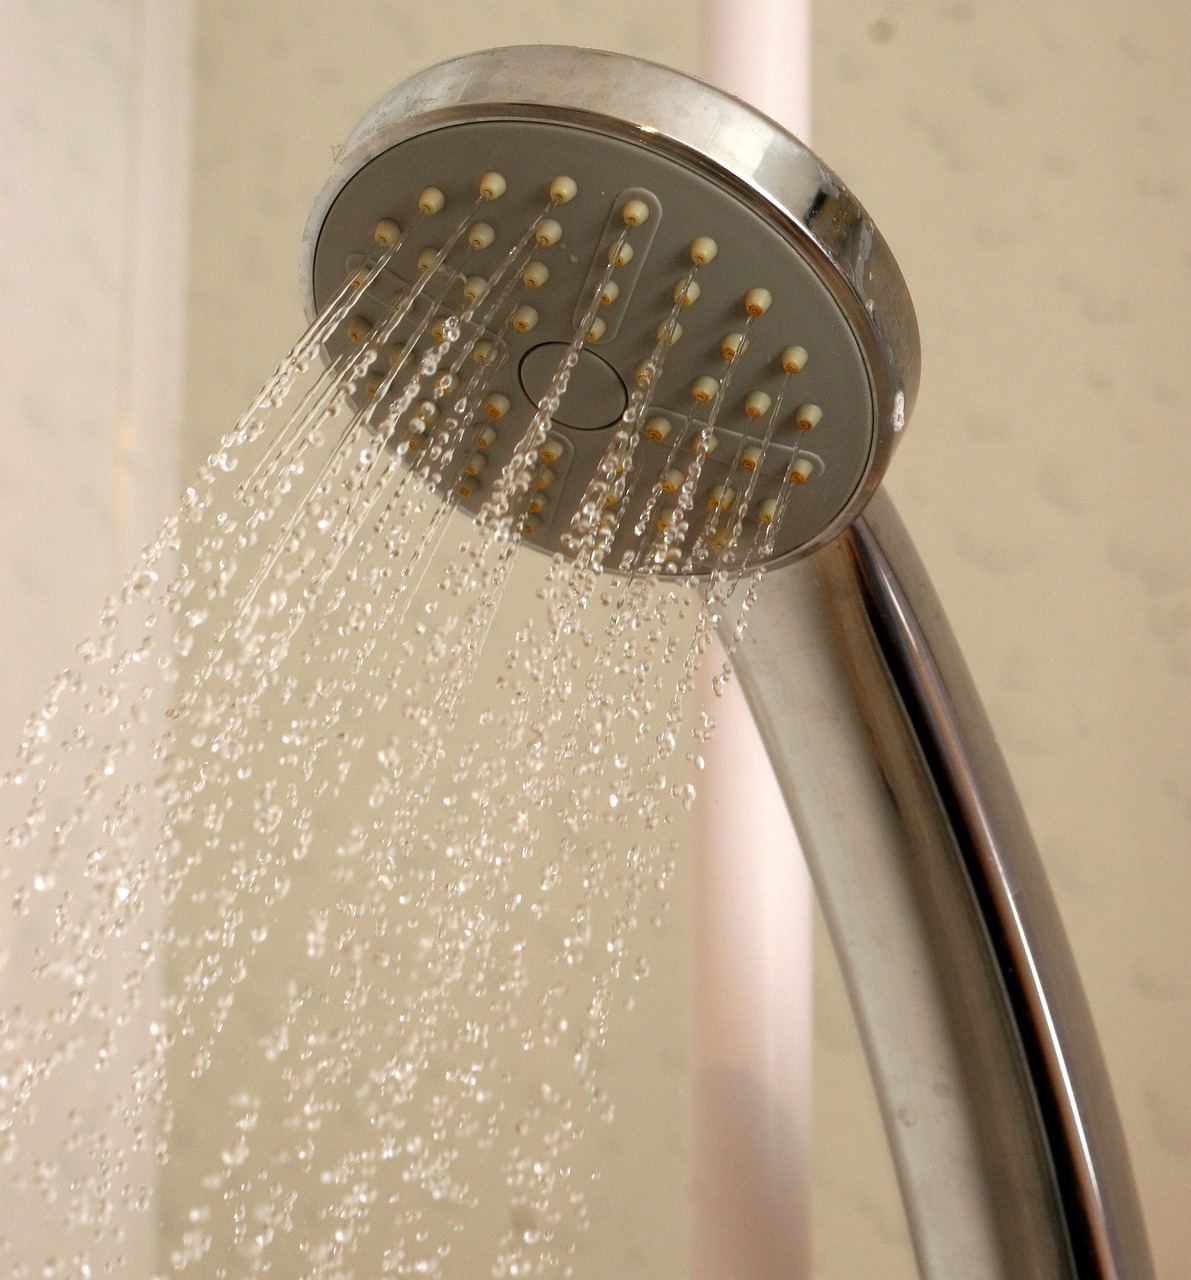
[724, 487, 1153, 1280]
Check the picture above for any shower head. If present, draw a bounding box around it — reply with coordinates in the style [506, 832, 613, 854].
[299, 45, 919, 571]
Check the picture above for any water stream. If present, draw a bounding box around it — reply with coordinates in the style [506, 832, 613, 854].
[0, 204, 798, 1279]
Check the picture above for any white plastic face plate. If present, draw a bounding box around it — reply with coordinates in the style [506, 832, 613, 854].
[311, 120, 876, 568]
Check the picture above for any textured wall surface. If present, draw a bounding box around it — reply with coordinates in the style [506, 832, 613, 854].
[0, 2, 192, 1274]
[0, 0, 187, 744]
[813, 2, 1191, 1275]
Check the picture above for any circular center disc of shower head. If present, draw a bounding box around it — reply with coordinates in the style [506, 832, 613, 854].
[518, 343, 628, 431]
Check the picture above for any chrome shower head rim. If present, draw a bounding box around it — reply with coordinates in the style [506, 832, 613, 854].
[300, 44, 920, 569]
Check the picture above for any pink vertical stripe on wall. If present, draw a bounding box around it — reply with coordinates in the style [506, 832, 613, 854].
[690, 2, 814, 1276]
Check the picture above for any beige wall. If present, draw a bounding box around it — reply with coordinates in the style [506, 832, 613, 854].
[0, 2, 193, 1274]
[0, 0, 189, 743]
[813, 2, 1191, 1275]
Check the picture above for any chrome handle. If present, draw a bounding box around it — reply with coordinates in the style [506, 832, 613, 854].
[724, 488, 1152, 1280]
